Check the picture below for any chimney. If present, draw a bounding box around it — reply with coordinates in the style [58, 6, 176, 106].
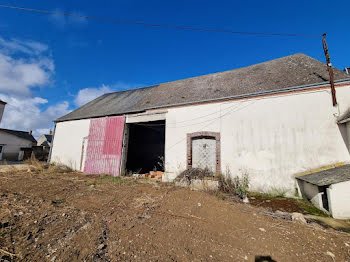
[49, 129, 52, 135]
[345, 67, 350, 74]
[29, 130, 32, 135]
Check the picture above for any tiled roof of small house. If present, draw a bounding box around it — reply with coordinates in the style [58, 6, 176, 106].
[44, 134, 52, 143]
[337, 109, 350, 123]
[296, 165, 350, 186]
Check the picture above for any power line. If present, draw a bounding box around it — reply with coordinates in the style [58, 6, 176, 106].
[166, 100, 256, 152]
[133, 101, 245, 127]
[130, 86, 331, 128]
[0, 4, 322, 38]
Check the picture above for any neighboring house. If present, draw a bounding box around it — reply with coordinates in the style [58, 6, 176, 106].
[35, 131, 53, 161]
[296, 165, 350, 219]
[37, 132, 53, 148]
[50, 53, 350, 217]
[0, 129, 37, 161]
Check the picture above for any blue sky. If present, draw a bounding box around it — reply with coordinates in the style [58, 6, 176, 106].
[0, 0, 348, 137]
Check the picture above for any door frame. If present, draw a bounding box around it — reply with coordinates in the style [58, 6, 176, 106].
[186, 131, 221, 174]
[0, 145, 4, 160]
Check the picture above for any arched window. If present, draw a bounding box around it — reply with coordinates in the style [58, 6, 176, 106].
[187, 132, 221, 173]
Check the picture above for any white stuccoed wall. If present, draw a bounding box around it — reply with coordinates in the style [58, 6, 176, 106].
[327, 180, 350, 219]
[50, 84, 350, 195]
[0, 131, 33, 160]
[164, 85, 350, 195]
[50, 119, 90, 170]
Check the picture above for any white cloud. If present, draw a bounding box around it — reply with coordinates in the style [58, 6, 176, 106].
[74, 84, 112, 107]
[74, 82, 142, 107]
[0, 36, 48, 55]
[0, 94, 70, 138]
[0, 36, 68, 138]
[0, 37, 54, 96]
[0, 36, 143, 137]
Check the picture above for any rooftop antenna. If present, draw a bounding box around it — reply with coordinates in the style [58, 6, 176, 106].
[322, 33, 337, 106]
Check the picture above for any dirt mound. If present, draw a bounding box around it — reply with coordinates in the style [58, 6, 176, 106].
[0, 170, 349, 261]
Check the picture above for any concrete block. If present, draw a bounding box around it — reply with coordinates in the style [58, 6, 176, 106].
[189, 179, 219, 191]
[162, 173, 177, 182]
[175, 178, 190, 187]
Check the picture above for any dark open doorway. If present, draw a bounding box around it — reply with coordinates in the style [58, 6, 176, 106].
[125, 120, 165, 173]
[319, 185, 329, 211]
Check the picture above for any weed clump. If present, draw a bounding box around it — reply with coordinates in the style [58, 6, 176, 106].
[101, 174, 122, 183]
[268, 187, 288, 198]
[217, 168, 249, 200]
[25, 157, 74, 174]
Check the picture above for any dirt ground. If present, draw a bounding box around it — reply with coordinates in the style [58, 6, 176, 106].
[1, 170, 350, 262]
[248, 197, 305, 213]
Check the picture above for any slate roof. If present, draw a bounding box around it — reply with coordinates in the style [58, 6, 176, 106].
[337, 109, 350, 123]
[56, 53, 350, 122]
[44, 134, 52, 143]
[296, 165, 350, 186]
[0, 128, 37, 143]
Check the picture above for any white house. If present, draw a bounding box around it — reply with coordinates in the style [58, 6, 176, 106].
[296, 165, 350, 219]
[0, 100, 38, 161]
[37, 132, 53, 148]
[0, 129, 37, 161]
[50, 53, 350, 203]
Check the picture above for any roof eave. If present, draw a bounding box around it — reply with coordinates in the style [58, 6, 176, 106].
[55, 78, 350, 123]
[338, 118, 350, 124]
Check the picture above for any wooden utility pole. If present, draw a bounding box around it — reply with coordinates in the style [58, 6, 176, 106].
[322, 33, 337, 106]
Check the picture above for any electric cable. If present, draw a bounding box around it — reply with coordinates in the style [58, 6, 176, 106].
[0, 4, 322, 38]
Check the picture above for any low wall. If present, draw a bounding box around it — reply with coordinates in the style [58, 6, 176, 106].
[327, 181, 350, 219]
[297, 180, 323, 210]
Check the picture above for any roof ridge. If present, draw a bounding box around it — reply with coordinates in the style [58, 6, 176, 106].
[0, 127, 31, 133]
[0, 128, 36, 143]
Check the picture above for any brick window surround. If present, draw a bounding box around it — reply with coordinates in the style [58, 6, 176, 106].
[187, 131, 221, 173]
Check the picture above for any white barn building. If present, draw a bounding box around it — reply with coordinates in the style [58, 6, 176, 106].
[50, 53, 350, 201]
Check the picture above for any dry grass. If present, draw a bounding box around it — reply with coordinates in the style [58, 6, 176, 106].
[176, 168, 214, 182]
[24, 157, 74, 174]
[216, 173, 249, 199]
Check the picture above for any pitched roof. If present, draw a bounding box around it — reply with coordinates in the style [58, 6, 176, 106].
[296, 165, 350, 186]
[37, 134, 52, 146]
[337, 109, 350, 123]
[0, 128, 37, 143]
[56, 53, 350, 122]
[44, 134, 52, 143]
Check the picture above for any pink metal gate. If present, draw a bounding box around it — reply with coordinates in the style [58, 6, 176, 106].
[84, 116, 125, 176]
